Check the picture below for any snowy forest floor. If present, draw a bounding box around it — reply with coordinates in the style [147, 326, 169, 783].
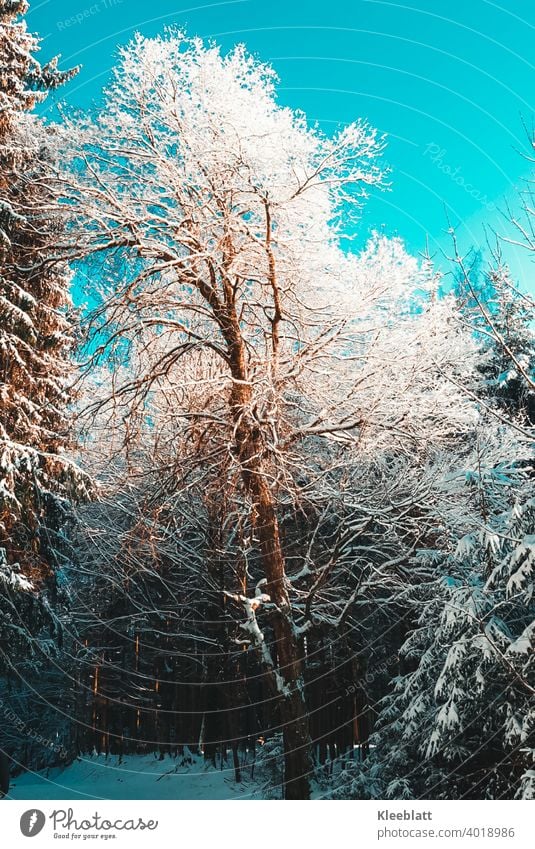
[7, 752, 266, 800]
[7, 750, 343, 800]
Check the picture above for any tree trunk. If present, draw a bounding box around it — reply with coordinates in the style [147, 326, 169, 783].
[227, 351, 313, 799]
[199, 259, 314, 797]
[0, 753, 10, 799]
[250, 480, 313, 799]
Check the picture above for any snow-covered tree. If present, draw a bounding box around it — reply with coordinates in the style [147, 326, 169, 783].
[55, 30, 500, 799]
[330, 267, 535, 799]
[0, 1, 88, 775]
[483, 262, 534, 420]
[53, 31, 388, 799]
[0, 0, 84, 581]
[363, 447, 534, 799]
[453, 238, 535, 422]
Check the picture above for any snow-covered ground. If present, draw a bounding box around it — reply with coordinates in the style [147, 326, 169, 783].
[8, 752, 262, 800]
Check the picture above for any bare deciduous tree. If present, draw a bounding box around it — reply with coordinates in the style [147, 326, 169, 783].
[57, 32, 483, 798]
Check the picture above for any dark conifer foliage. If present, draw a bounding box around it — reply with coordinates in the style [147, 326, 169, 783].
[0, 0, 84, 777]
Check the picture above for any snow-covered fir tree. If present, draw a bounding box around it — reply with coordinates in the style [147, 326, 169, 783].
[453, 240, 535, 421]
[332, 253, 535, 800]
[0, 0, 85, 582]
[360, 448, 534, 800]
[479, 262, 535, 421]
[0, 0, 88, 774]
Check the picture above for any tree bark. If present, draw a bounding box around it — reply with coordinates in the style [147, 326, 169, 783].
[0, 753, 10, 799]
[223, 315, 313, 799]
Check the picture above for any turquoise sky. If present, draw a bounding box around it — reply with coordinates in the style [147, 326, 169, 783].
[30, 0, 535, 288]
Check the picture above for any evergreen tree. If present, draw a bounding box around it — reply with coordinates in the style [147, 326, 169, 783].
[0, 0, 83, 581]
[0, 0, 86, 775]
[364, 463, 534, 800]
[335, 254, 535, 800]
[455, 247, 535, 421]
[479, 262, 535, 421]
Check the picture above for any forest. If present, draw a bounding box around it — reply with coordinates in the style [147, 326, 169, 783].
[0, 0, 534, 801]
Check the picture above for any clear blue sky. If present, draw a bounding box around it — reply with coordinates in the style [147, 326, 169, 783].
[29, 0, 535, 287]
